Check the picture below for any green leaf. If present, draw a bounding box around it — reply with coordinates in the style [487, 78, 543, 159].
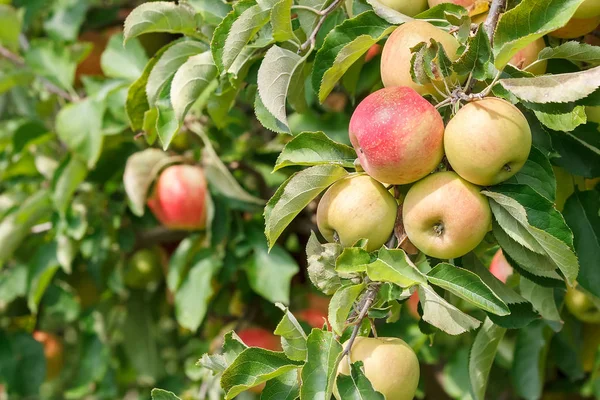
[262, 368, 301, 400]
[44, 0, 89, 42]
[328, 283, 365, 335]
[504, 146, 555, 202]
[366, 248, 427, 288]
[365, 0, 413, 25]
[563, 190, 600, 299]
[255, 91, 291, 134]
[312, 11, 395, 103]
[274, 303, 308, 361]
[418, 284, 481, 335]
[55, 97, 106, 168]
[166, 237, 204, 292]
[306, 233, 346, 295]
[296, 0, 329, 37]
[538, 41, 600, 65]
[257, 45, 304, 129]
[25, 39, 77, 91]
[499, 65, 600, 104]
[264, 165, 348, 249]
[534, 106, 587, 132]
[175, 255, 223, 331]
[151, 389, 181, 400]
[468, 317, 507, 400]
[493, 0, 586, 69]
[246, 243, 299, 305]
[100, 33, 148, 82]
[336, 247, 370, 273]
[271, 0, 296, 42]
[27, 242, 60, 313]
[336, 361, 385, 399]
[519, 277, 561, 322]
[274, 131, 357, 171]
[147, 40, 208, 106]
[511, 321, 551, 400]
[453, 25, 492, 80]
[0, 5, 22, 52]
[484, 186, 579, 285]
[122, 149, 170, 216]
[221, 349, 303, 399]
[188, 0, 232, 25]
[52, 156, 87, 216]
[124, 1, 197, 42]
[549, 124, 600, 179]
[199, 331, 247, 374]
[427, 263, 509, 316]
[300, 329, 343, 400]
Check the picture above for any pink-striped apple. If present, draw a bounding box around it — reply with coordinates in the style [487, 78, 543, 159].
[147, 165, 208, 230]
[381, 20, 461, 98]
[444, 98, 532, 186]
[317, 175, 397, 252]
[403, 172, 492, 259]
[349, 86, 445, 185]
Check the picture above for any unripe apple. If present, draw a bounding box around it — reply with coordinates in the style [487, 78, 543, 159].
[587, 106, 600, 124]
[317, 175, 398, 252]
[147, 165, 208, 230]
[489, 249, 513, 283]
[549, 16, 600, 39]
[509, 37, 547, 75]
[336, 337, 419, 400]
[237, 327, 281, 394]
[582, 323, 600, 372]
[565, 287, 600, 323]
[444, 98, 532, 186]
[553, 166, 586, 211]
[297, 309, 329, 329]
[381, 21, 461, 98]
[403, 172, 492, 259]
[349, 87, 445, 185]
[33, 331, 64, 380]
[379, 0, 428, 16]
[574, 0, 600, 19]
[124, 246, 165, 289]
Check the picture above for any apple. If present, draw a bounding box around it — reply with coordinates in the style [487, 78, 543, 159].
[379, 0, 428, 16]
[336, 337, 419, 400]
[509, 37, 547, 75]
[365, 44, 383, 63]
[237, 327, 281, 394]
[444, 98, 532, 186]
[582, 324, 600, 372]
[147, 164, 208, 230]
[317, 175, 398, 252]
[489, 249, 513, 283]
[565, 286, 600, 323]
[549, 16, 600, 39]
[349, 87, 445, 185]
[402, 172, 492, 259]
[587, 106, 600, 124]
[574, 0, 600, 19]
[381, 20, 461, 98]
[297, 309, 329, 329]
[407, 292, 420, 320]
[553, 166, 587, 211]
[124, 246, 165, 289]
[33, 331, 64, 380]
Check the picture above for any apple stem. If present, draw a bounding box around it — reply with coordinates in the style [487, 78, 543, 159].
[342, 284, 381, 357]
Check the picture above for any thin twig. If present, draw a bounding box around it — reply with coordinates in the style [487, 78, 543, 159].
[483, 0, 507, 45]
[299, 0, 344, 52]
[341, 284, 381, 358]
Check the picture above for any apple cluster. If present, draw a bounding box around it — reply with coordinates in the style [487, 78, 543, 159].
[317, 20, 533, 260]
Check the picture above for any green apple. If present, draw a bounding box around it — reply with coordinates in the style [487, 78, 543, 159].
[381, 20, 462, 99]
[583, 324, 600, 372]
[317, 175, 397, 252]
[379, 0, 427, 16]
[574, 0, 600, 18]
[349, 87, 445, 185]
[336, 337, 419, 400]
[550, 15, 600, 39]
[587, 106, 600, 124]
[444, 97, 532, 186]
[403, 172, 492, 259]
[124, 246, 165, 289]
[565, 286, 600, 323]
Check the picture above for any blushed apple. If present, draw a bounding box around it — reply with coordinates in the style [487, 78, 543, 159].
[381, 20, 461, 98]
[444, 98, 532, 186]
[297, 308, 329, 329]
[379, 0, 428, 16]
[489, 249, 513, 283]
[349, 86, 445, 185]
[237, 328, 281, 393]
[403, 172, 492, 259]
[509, 37, 547, 75]
[147, 164, 208, 230]
[336, 337, 419, 400]
[317, 175, 397, 252]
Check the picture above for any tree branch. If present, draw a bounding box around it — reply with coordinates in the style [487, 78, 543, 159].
[342, 284, 381, 358]
[483, 0, 507, 45]
[299, 0, 344, 52]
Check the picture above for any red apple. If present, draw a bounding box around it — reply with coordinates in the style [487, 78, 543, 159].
[147, 165, 208, 230]
[297, 309, 329, 329]
[349, 87, 445, 185]
[489, 249, 513, 283]
[407, 292, 420, 320]
[237, 328, 281, 394]
[33, 331, 64, 380]
[365, 44, 383, 63]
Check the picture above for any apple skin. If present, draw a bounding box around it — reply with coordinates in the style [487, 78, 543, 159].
[124, 246, 165, 289]
[444, 98, 532, 186]
[365, 44, 382, 63]
[33, 331, 64, 380]
[317, 175, 398, 252]
[550, 16, 600, 39]
[349, 87, 445, 185]
[587, 106, 600, 125]
[147, 165, 208, 230]
[381, 21, 461, 98]
[336, 337, 419, 400]
[574, 0, 600, 19]
[489, 249, 513, 283]
[407, 292, 420, 319]
[379, 0, 428, 16]
[237, 328, 281, 394]
[582, 324, 600, 372]
[509, 37, 547, 75]
[297, 309, 329, 329]
[565, 287, 600, 323]
[403, 172, 492, 259]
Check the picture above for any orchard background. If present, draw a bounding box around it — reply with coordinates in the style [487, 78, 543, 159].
[0, 0, 599, 399]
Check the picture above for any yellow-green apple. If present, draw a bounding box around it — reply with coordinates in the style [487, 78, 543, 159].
[587, 106, 600, 124]
[402, 172, 492, 259]
[583, 324, 600, 372]
[147, 164, 208, 230]
[444, 98, 532, 186]
[574, 0, 600, 18]
[237, 328, 282, 394]
[550, 16, 600, 39]
[489, 249, 513, 283]
[317, 175, 397, 252]
[553, 166, 587, 211]
[124, 246, 165, 289]
[381, 20, 461, 98]
[379, 0, 428, 16]
[565, 286, 600, 323]
[336, 337, 419, 400]
[509, 37, 547, 75]
[349, 86, 445, 185]
[33, 331, 64, 380]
